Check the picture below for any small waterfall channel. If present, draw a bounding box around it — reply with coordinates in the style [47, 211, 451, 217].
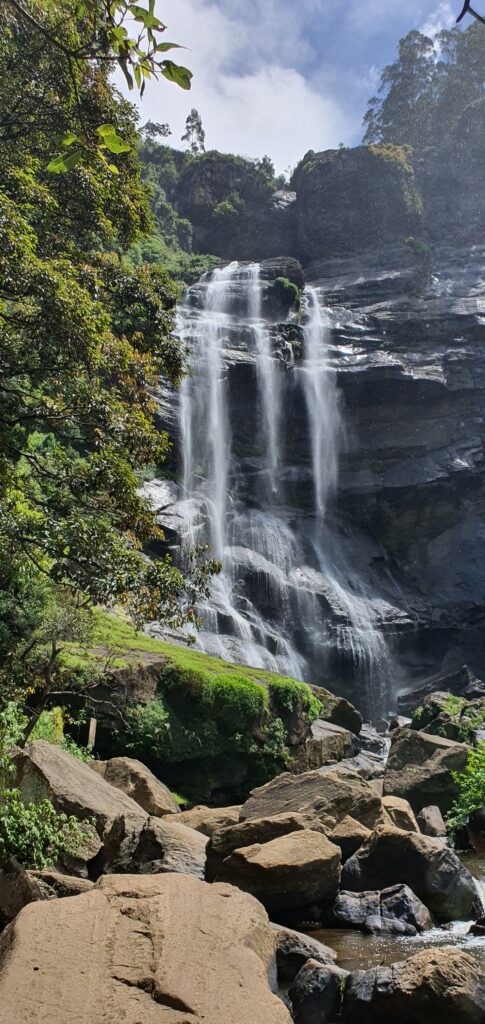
[174, 261, 393, 714]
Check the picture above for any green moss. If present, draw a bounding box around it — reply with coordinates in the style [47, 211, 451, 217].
[273, 276, 300, 310]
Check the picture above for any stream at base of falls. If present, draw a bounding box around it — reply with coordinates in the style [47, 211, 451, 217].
[173, 260, 402, 717]
[310, 853, 485, 970]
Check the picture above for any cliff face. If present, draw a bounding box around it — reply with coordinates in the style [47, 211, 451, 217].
[156, 143, 485, 698]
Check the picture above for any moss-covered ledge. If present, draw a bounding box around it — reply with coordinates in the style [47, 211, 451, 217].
[63, 611, 323, 803]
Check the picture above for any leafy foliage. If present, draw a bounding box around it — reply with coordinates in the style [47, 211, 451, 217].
[448, 742, 485, 838]
[0, 787, 91, 869]
[363, 23, 485, 152]
[181, 109, 206, 155]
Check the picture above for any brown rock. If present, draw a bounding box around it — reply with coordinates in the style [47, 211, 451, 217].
[383, 728, 469, 814]
[239, 770, 382, 829]
[166, 804, 241, 837]
[295, 720, 357, 771]
[331, 816, 371, 861]
[102, 814, 208, 878]
[0, 859, 93, 929]
[13, 740, 147, 837]
[206, 812, 330, 882]
[0, 873, 292, 1023]
[220, 830, 341, 915]
[341, 824, 476, 922]
[91, 756, 180, 817]
[342, 947, 485, 1023]
[382, 795, 419, 832]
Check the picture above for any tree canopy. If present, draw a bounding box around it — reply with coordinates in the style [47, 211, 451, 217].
[363, 22, 485, 151]
[0, 0, 217, 705]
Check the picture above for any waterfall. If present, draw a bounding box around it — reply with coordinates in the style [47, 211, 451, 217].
[172, 261, 395, 716]
[301, 288, 392, 718]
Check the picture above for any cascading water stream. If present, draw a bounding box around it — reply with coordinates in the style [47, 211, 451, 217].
[174, 261, 394, 715]
[301, 287, 392, 716]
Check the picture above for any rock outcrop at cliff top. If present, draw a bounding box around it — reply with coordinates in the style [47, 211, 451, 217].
[0, 874, 292, 1024]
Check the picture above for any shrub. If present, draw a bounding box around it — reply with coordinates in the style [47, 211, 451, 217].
[0, 788, 93, 870]
[448, 742, 485, 839]
[273, 276, 300, 310]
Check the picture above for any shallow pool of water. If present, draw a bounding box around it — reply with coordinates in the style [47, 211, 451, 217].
[310, 853, 485, 971]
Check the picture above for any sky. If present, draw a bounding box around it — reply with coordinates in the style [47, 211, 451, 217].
[124, 0, 460, 174]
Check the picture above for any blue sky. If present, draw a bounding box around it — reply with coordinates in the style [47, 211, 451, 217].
[130, 1, 461, 173]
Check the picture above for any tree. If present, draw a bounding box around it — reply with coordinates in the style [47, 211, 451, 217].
[3, 0, 191, 172]
[142, 120, 172, 142]
[181, 109, 206, 154]
[0, 1, 219, 712]
[363, 31, 436, 147]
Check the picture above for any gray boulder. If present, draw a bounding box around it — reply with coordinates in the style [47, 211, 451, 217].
[362, 914, 416, 936]
[417, 805, 447, 838]
[271, 924, 336, 982]
[341, 824, 476, 922]
[331, 884, 431, 932]
[289, 959, 350, 1024]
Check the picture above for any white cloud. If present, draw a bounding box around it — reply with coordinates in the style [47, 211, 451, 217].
[420, 1, 455, 37]
[118, 0, 357, 173]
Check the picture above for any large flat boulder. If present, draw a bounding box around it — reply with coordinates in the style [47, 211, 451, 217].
[13, 740, 147, 837]
[102, 814, 208, 878]
[91, 757, 180, 817]
[341, 824, 477, 922]
[218, 830, 341, 916]
[0, 873, 292, 1024]
[383, 728, 469, 813]
[341, 947, 485, 1023]
[239, 770, 382, 829]
[166, 804, 241, 837]
[206, 813, 328, 882]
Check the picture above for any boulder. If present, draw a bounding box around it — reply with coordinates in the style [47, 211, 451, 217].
[166, 804, 241, 836]
[341, 824, 476, 922]
[101, 814, 208, 878]
[357, 725, 389, 756]
[13, 740, 147, 837]
[219, 830, 341, 916]
[239, 770, 382, 830]
[331, 884, 431, 932]
[206, 813, 328, 882]
[417, 805, 447, 838]
[0, 858, 93, 929]
[389, 715, 411, 731]
[397, 665, 485, 716]
[383, 728, 469, 813]
[0, 873, 292, 1024]
[295, 720, 357, 770]
[312, 688, 362, 735]
[90, 756, 180, 817]
[341, 947, 485, 1023]
[289, 959, 350, 1024]
[382, 795, 419, 833]
[318, 751, 386, 781]
[331, 816, 371, 862]
[271, 924, 337, 982]
[362, 914, 416, 936]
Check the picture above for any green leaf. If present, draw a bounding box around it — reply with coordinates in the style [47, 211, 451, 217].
[61, 132, 78, 148]
[107, 163, 120, 175]
[96, 124, 117, 138]
[101, 136, 131, 154]
[46, 149, 83, 174]
[155, 42, 184, 53]
[161, 62, 192, 90]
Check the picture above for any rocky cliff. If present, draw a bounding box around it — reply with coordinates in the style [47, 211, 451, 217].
[150, 142, 485, 704]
